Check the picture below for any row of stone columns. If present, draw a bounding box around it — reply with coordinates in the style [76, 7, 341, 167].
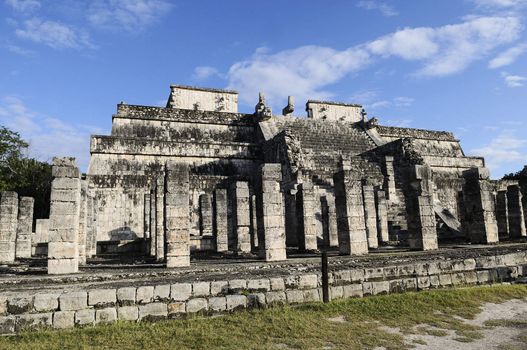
[0, 192, 35, 263]
[496, 184, 527, 239]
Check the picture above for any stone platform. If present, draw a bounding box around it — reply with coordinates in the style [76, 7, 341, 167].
[1, 244, 527, 334]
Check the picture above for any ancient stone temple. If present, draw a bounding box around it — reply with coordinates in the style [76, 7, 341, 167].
[1, 84, 527, 272]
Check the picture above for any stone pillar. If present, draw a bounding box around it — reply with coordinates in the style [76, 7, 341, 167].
[284, 191, 298, 246]
[296, 180, 318, 251]
[320, 196, 330, 247]
[462, 167, 499, 244]
[0, 191, 18, 263]
[256, 164, 287, 261]
[34, 219, 49, 244]
[214, 188, 228, 252]
[234, 181, 251, 254]
[149, 188, 156, 257]
[506, 184, 527, 238]
[15, 196, 34, 259]
[326, 193, 338, 247]
[77, 180, 87, 265]
[362, 184, 379, 249]
[165, 162, 190, 267]
[496, 190, 509, 237]
[143, 193, 151, 253]
[333, 163, 369, 255]
[383, 156, 397, 202]
[406, 165, 438, 250]
[85, 187, 97, 258]
[375, 189, 390, 243]
[48, 157, 81, 274]
[199, 194, 213, 236]
[250, 194, 258, 250]
[155, 175, 165, 262]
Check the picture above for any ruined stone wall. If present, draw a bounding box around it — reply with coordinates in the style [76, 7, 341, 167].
[166, 85, 238, 112]
[306, 101, 363, 123]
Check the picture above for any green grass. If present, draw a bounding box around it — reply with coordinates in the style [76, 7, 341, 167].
[1, 285, 526, 350]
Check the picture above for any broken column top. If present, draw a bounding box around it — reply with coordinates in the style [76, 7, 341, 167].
[52, 157, 77, 168]
[166, 85, 238, 113]
[306, 100, 364, 123]
[463, 167, 490, 180]
[52, 157, 80, 178]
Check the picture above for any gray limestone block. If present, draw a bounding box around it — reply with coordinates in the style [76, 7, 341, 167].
[350, 269, 365, 282]
[476, 270, 490, 284]
[332, 270, 352, 284]
[167, 302, 186, 317]
[364, 268, 384, 280]
[0, 316, 15, 335]
[298, 274, 318, 289]
[463, 258, 477, 271]
[186, 298, 208, 313]
[192, 281, 210, 297]
[389, 279, 404, 294]
[371, 281, 390, 295]
[247, 293, 266, 308]
[362, 282, 373, 296]
[153, 285, 171, 301]
[208, 297, 227, 312]
[138, 303, 167, 321]
[303, 289, 320, 302]
[118, 306, 139, 322]
[15, 313, 52, 332]
[210, 281, 229, 295]
[397, 265, 415, 277]
[265, 291, 286, 305]
[136, 286, 154, 304]
[48, 258, 79, 275]
[0, 297, 6, 316]
[343, 284, 363, 298]
[403, 278, 417, 291]
[285, 290, 304, 304]
[171, 283, 192, 301]
[60, 291, 87, 311]
[330, 286, 344, 300]
[95, 308, 117, 324]
[226, 295, 247, 311]
[427, 262, 442, 275]
[34, 293, 60, 312]
[246, 279, 271, 292]
[7, 296, 33, 314]
[413, 263, 428, 276]
[383, 266, 398, 278]
[117, 287, 136, 306]
[88, 289, 117, 308]
[438, 274, 453, 287]
[451, 273, 465, 285]
[228, 279, 247, 291]
[269, 278, 285, 291]
[53, 311, 75, 329]
[429, 275, 440, 288]
[417, 276, 431, 290]
[75, 309, 95, 326]
[465, 271, 478, 284]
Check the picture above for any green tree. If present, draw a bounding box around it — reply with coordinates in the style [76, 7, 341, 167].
[0, 126, 52, 219]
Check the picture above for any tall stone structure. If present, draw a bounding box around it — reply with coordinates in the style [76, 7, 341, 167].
[375, 189, 389, 243]
[234, 181, 251, 254]
[48, 157, 81, 274]
[155, 174, 165, 262]
[362, 184, 379, 249]
[15, 196, 34, 259]
[405, 165, 438, 251]
[507, 184, 527, 238]
[165, 162, 190, 267]
[333, 162, 369, 255]
[296, 179, 318, 251]
[256, 164, 287, 261]
[214, 188, 228, 252]
[462, 167, 499, 244]
[0, 191, 18, 263]
[496, 190, 509, 237]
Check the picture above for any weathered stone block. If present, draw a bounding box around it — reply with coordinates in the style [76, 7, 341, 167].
[171, 283, 192, 301]
[192, 281, 210, 297]
[285, 290, 304, 304]
[15, 313, 52, 331]
[330, 286, 344, 300]
[298, 274, 318, 289]
[247, 293, 266, 308]
[247, 279, 271, 291]
[7, 296, 33, 314]
[88, 289, 116, 308]
[371, 281, 389, 295]
[208, 297, 227, 312]
[53, 311, 75, 329]
[95, 308, 117, 324]
[228, 279, 247, 291]
[136, 286, 154, 304]
[75, 309, 95, 326]
[60, 292, 87, 311]
[210, 281, 229, 295]
[226, 295, 246, 311]
[0, 316, 15, 334]
[186, 298, 208, 313]
[117, 287, 136, 306]
[34, 293, 60, 312]
[265, 291, 286, 305]
[138, 303, 167, 321]
[153, 285, 171, 301]
[343, 284, 363, 298]
[167, 302, 185, 316]
[270, 278, 285, 291]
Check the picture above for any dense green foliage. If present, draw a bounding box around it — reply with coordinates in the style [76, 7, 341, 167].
[1, 285, 526, 350]
[0, 126, 52, 219]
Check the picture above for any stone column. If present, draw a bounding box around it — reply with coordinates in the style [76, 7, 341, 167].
[326, 193, 339, 247]
[333, 162, 369, 255]
[77, 180, 87, 265]
[85, 187, 97, 258]
[362, 184, 379, 249]
[15, 196, 34, 259]
[149, 188, 156, 257]
[320, 196, 330, 247]
[48, 157, 81, 274]
[0, 191, 18, 263]
[165, 162, 190, 267]
[155, 175, 165, 262]
[375, 189, 390, 243]
[234, 181, 251, 254]
[199, 194, 213, 236]
[143, 193, 151, 253]
[462, 167, 499, 244]
[406, 165, 438, 250]
[383, 156, 397, 202]
[256, 164, 287, 261]
[213, 188, 228, 252]
[296, 180, 318, 251]
[34, 219, 49, 244]
[284, 190, 298, 246]
[250, 194, 258, 250]
[506, 184, 527, 238]
[496, 190, 509, 237]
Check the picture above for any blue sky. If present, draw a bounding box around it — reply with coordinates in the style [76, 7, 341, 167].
[0, 0, 526, 178]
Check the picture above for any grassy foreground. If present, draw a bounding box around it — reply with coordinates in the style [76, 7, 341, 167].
[1, 285, 527, 350]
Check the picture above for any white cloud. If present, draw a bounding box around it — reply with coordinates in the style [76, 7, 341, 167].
[488, 42, 527, 68]
[472, 0, 527, 8]
[192, 66, 219, 80]
[350, 89, 379, 104]
[0, 96, 101, 170]
[15, 18, 93, 49]
[87, 0, 172, 32]
[226, 16, 522, 107]
[5, 0, 41, 13]
[356, 0, 398, 17]
[393, 97, 415, 107]
[470, 130, 527, 176]
[1, 42, 35, 56]
[501, 71, 526, 86]
[366, 96, 415, 110]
